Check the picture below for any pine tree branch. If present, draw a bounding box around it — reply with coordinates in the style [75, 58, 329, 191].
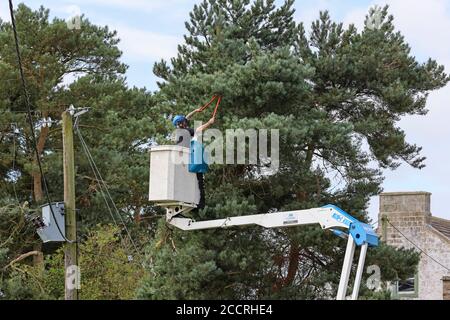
[3, 250, 41, 270]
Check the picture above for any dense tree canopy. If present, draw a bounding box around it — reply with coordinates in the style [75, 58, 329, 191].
[0, 4, 158, 299]
[139, 0, 446, 299]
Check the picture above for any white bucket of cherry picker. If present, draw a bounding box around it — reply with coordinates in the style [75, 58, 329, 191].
[149, 145, 200, 206]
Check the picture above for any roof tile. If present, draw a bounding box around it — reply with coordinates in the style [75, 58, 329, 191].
[430, 217, 450, 239]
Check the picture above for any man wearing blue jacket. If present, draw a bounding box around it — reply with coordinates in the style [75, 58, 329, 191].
[172, 110, 215, 210]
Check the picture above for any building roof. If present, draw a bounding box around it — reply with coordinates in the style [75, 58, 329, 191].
[380, 191, 432, 196]
[430, 216, 450, 239]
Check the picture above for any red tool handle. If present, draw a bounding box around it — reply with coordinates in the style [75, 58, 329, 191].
[197, 95, 222, 117]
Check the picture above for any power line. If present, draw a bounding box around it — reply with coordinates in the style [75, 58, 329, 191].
[386, 218, 450, 272]
[77, 132, 141, 258]
[8, 0, 72, 244]
[74, 118, 141, 258]
[7, 0, 142, 265]
[76, 127, 129, 247]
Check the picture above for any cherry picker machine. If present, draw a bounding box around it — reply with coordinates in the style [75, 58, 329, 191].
[148, 144, 379, 300]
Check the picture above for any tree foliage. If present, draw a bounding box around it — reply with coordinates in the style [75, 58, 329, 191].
[139, 0, 446, 299]
[36, 225, 145, 300]
[0, 200, 46, 299]
[0, 4, 155, 299]
[0, 218, 144, 300]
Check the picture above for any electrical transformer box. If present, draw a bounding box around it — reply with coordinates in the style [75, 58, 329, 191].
[37, 202, 66, 243]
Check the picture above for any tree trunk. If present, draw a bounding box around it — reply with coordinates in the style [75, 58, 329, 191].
[272, 241, 300, 292]
[305, 143, 314, 167]
[283, 242, 300, 286]
[31, 124, 49, 267]
[273, 144, 315, 292]
[31, 125, 49, 203]
[134, 206, 141, 223]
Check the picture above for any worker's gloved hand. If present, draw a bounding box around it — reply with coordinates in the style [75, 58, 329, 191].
[207, 117, 215, 124]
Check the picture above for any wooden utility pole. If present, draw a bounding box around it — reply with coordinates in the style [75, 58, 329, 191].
[62, 111, 78, 300]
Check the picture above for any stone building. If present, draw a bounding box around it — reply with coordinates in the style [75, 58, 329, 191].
[378, 192, 450, 300]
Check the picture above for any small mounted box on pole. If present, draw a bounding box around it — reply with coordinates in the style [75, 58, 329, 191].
[36, 202, 65, 242]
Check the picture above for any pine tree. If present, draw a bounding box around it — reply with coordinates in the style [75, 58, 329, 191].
[0, 4, 125, 203]
[138, 1, 447, 299]
[0, 4, 161, 229]
[0, 5, 160, 296]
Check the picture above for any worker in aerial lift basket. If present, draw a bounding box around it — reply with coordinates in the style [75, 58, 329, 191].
[172, 110, 215, 210]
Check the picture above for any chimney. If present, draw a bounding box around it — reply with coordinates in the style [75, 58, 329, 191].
[378, 192, 431, 244]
